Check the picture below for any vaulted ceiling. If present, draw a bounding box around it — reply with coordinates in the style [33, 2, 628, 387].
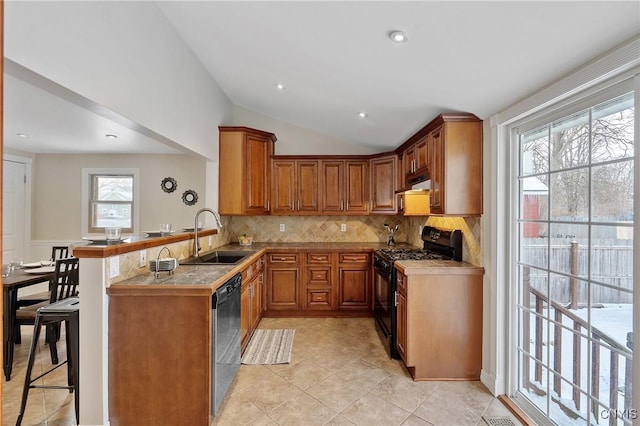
[4, 1, 640, 154]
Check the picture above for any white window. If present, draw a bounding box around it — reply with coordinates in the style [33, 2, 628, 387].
[514, 88, 634, 424]
[81, 168, 140, 235]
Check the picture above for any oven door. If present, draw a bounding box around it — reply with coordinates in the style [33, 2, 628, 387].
[373, 256, 399, 358]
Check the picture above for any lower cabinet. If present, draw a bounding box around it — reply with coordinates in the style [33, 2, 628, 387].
[304, 252, 335, 310]
[264, 250, 372, 316]
[266, 253, 300, 310]
[241, 255, 265, 353]
[395, 267, 483, 380]
[337, 253, 371, 310]
[108, 289, 213, 425]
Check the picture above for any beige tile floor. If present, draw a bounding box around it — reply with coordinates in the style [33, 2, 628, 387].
[3, 317, 524, 426]
[2, 325, 76, 425]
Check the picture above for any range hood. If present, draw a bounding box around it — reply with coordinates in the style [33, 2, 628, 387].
[395, 168, 430, 192]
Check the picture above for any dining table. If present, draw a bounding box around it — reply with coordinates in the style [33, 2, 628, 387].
[2, 267, 55, 381]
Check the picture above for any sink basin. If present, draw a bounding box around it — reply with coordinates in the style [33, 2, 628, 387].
[180, 250, 255, 265]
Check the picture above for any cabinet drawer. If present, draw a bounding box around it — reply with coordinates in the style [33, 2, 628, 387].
[306, 287, 333, 310]
[307, 267, 331, 285]
[306, 253, 331, 264]
[338, 253, 370, 264]
[243, 260, 260, 282]
[268, 253, 299, 263]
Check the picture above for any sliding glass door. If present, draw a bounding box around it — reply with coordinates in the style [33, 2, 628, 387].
[515, 90, 635, 425]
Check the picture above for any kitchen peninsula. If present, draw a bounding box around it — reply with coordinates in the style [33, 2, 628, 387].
[92, 234, 482, 425]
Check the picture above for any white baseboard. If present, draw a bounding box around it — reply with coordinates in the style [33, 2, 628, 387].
[480, 369, 506, 396]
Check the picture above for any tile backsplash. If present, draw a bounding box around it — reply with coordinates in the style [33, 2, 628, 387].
[229, 215, 483, 266]
[109, 214, 482, 285]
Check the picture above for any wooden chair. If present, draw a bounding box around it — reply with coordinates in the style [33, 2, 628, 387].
[16, 245, 72, 308]
[13, 258, 79, 364]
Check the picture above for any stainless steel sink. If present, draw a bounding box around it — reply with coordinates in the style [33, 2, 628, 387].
[180, 250, 255, 265]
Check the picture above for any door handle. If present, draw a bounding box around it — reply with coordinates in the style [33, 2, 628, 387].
[394, 291, 398, 307]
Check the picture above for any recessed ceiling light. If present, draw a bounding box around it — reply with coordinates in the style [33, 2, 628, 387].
[388, 30, 408, 43]
[358, 112, 368, 118]
[16, 133, 29, 138]
[105, 134, 118, 139]
[275, 83, 285, 90]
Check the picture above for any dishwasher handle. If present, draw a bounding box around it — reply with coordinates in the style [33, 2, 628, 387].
[213, 273, 242, 308]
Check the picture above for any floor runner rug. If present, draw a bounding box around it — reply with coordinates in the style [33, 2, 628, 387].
[241, 328, 295, 365]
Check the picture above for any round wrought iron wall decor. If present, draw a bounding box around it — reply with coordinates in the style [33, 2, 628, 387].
[161, 177, 177, 193]
[182, 189, 198, 206]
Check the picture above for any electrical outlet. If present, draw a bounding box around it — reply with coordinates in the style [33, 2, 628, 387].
[341, 223, 347, 232]
[418, 225, 423, 236]
[139, 250, 147, 267]
[280, 223, 285, 232]
[208, 236, 212, 246]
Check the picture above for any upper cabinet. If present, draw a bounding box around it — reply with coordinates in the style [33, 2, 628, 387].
[370, 154, 397, 214]
[271, 159, 319, 215]
[219, 127, 275, 215]
[397, 113, 482, 216]
[321, 160, 369, 214]
[428, 118, 482, 215]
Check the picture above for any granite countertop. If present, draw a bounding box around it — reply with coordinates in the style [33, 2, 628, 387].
[395, 259, 484, 275]
[109, 241, 482, 294]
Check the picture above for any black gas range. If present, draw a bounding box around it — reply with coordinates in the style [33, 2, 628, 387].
[373, 226, 462, 359]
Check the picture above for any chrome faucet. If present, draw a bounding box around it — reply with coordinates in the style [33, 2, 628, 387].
[193, 208, 223, 257]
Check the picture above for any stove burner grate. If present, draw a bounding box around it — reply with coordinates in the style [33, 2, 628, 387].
[377, 249, 446, 261]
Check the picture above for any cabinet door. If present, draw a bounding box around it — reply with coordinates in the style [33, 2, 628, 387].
[337, 253, 371, 310]
[404, 145, 416, 175]
[250, 281, 261, 331]
[321, 161, 345, 212]
[271, 160, 296, 214]
[396, 274, 408, 362]
[240, 283, 252, 350]
[267, 268, 300, 310]
[415, 136, 429, 171]
[345, 161, 369, 213]
[245, 134, 271, 213]
[429, 126, 444, 214]
[370, 155, 397, 214]
[297, 161, 319, 213]
[338, 267, 370, 309]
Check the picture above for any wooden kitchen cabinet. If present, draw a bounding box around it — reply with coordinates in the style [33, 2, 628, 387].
[219, 126, 275, 215]
[395, 113, 482, 215]
[109, 289, 214, 425]
[337, 252, 371, 310]
[271, 158, 319, 214]
[428, 120, 482, 215]
[395, 265, 483, 381]
[396, 272, 408, 360]
[241, 255, 264, 352]
[403, 136, 429, 176]
[266, 252, 300, 310]
[303, 252, 335, 310]
[370, 154, 397, 214]
[321, 160, 369, 214]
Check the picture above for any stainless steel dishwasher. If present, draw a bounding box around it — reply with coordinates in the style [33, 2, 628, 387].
[212, 273, 241, 415]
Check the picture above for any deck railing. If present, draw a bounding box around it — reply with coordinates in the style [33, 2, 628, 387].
[522, 269, 633, 425]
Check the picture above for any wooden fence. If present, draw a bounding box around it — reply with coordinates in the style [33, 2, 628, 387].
[522, 239, 633, 304]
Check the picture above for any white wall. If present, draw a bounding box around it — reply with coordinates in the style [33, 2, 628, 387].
[31, 154, 207, 240]
[4, 1, 231, 160]
[229, 105, 380, 155]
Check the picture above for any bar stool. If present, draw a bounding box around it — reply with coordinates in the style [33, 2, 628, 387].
[16, 297, 80, 426]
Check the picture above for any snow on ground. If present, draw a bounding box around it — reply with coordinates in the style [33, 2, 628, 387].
[521, 304, 633, 425]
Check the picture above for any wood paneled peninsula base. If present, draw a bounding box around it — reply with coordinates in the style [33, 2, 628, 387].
[394, 260, 484, 381]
